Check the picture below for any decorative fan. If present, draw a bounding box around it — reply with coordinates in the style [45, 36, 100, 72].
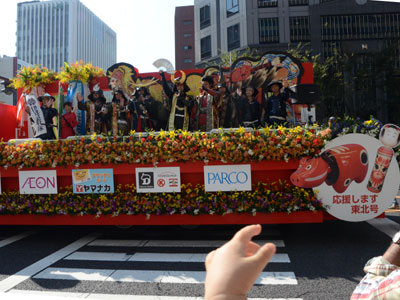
[153, 58, 175, 74]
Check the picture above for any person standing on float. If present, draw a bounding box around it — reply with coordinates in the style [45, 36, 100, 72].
[77, 84, 109, 134]
[60, 102, 78, 139]
[111, 90, 130, 135]
[159, 70, 193, 131]
[217, 83, 239, 128]
[26, 93, 58, 140]
[131, 87, 156, 132]
[237, 86, 261, 128]
[193, 76, 219, 131]
[263, 80, 289, 126]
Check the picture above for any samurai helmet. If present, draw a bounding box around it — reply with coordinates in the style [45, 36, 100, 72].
[171, 70, 187, 85]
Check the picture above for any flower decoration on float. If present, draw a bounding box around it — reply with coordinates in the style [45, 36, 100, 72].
[0, 182, 324, 216]
[9, 65, 57, 92]
[57, 60, 105, 84]
[0, 127, 327, 169]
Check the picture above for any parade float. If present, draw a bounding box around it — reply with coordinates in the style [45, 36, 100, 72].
[0, 53, 397, 225]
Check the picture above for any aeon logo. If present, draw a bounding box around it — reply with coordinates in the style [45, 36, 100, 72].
[21, 176, 56, 189]
[19, 171, 58, 194]
[207, 171, 249, 185]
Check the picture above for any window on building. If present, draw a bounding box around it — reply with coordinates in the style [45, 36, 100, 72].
[183, 20, 192, 25]
[288, 0, 309, 6]
[200, 5, 211, 29]
[259, 18, 279, 43]
[290, 16, 310, 42]
[201, 35, 212, 59]
[320, 13, 400, 42]
[184, 58, 193, 63]
[227, 24, 240, 51]
[184, 33, 192, 38]
[226, 0, 239, 17]
[184, 45, 192, 50]
[258, 0, 278, 8]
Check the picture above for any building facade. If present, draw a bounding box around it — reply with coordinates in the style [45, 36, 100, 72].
[0, 55, 31, 105]
[194, 0, 400, 66]
[175, 6, 195, 70]
[16, 0, 117, 71]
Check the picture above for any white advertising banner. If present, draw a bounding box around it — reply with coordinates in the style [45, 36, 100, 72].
[25, 94, 47, 137]
[19, 170, 58, 194]
[204, 164, 252, 192]
[136, 167, 181, 193]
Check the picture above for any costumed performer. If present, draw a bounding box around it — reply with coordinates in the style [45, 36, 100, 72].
[60, 102, 78, 139]
[159, 70, 193, 131]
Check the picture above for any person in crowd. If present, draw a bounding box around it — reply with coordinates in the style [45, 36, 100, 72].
[60, 102, 77, 139]
[350, 230, 400, 299]
[26, 93, 58, 140]
[389, 197, 399, 210]
[132, 87, 156, 132]
[156, 90, 171, 130]
[237, 86, 261, 128]
[112, 90, 130, 135]
[159, 70, 193, 131]
[194, 76, 219, 131]
[217, 83, 238, 128]
[263, 80, 289, 126]
[204, 224, 276, 300]
[77, 84, 109, 134]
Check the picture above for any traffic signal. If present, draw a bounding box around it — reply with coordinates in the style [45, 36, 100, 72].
[0, 79, 14, 95]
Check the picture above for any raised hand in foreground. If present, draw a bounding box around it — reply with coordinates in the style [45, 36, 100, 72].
[205, 224, 276, 300]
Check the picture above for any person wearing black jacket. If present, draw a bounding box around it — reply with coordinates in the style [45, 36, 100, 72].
[263, 80, 288, 126]
[159, 70, 193, 131]
[237, 86, 261, 128]
[131, 87, 156, 132]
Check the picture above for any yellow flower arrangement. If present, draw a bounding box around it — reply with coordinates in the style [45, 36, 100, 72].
[0, 127, 327, 169]
[57, 60, 105, 84]
[9, 65, 57, 92]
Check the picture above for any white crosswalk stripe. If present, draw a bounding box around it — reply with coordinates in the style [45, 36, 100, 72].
[64, 251, 291, 263]
[88, 239, 286, 247]
[0, 231, 36, 249]
[33, 267, 297, 285]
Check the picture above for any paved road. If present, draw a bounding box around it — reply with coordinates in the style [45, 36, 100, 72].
[0, 215, 399, 300]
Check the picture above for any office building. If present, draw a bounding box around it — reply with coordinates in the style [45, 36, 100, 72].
[175, 6, 195, 70]
[16, 0, 117, 71]
[194, 0, 400, 66]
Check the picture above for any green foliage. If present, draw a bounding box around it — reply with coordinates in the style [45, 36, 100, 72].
[205, 47, 257, 68]
[288, 42, 400, 125]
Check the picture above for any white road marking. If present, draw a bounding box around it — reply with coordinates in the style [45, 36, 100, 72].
[0, 231, 36, 249]
[88, 240, 146, 247]
[0, 232, 100, 293]
[88, 239, 285, 248]
[33, 267, 297, 285]
[6, 289, 302, 300]
[65, 252, 132, 261]
[64, 251, 290, 263]
[367, 217, 400, 238]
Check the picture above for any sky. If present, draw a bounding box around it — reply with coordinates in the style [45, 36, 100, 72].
[0, 0, 194, 73]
